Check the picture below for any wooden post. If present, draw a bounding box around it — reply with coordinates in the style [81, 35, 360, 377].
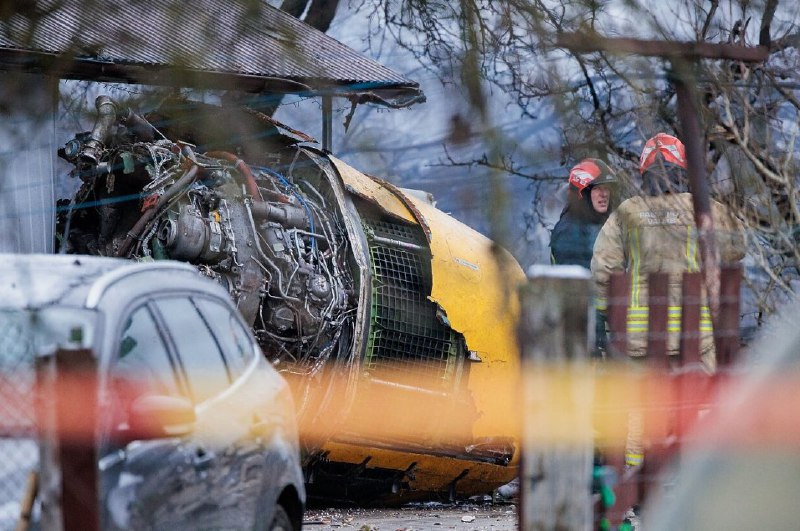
[646, 272, 670, 367]
[607, 273, 630, 359]
[677, 270, 708, 443]
[44, 348, 99, 531]
[519, 266, 594, 531]
[322, 95, 333, 152]
[675, 73, 722, 328]
[715, 265, 742, 367]
[605, 272, 638, 525]
[679, 272, 703, 364]
[56, 349, 100, 531]
[641, 273, 674, 506]
[35, 353, 63, 531]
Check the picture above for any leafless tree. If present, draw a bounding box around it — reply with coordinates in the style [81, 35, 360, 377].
[4, 0, 798, 321]
[352, 0, 800, 321]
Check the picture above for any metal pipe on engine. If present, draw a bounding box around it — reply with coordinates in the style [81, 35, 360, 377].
[79, 96, 118, 166]
[120, 108, 156, 142]
[250, 201, 309, 229]
[116, 164, 199, 257]
[244, 197, 302, 303]
[206, 151, 263, 201]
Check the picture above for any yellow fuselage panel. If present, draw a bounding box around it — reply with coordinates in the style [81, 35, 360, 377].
[329, 155, 415, 223]
[403, 193, 524, 444]
[324, 158, 525, 494]
[322, 441, 518, 500]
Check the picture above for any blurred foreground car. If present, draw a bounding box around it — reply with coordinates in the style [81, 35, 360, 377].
[0, 254, 305, 530]
[644, 299, 800, 530]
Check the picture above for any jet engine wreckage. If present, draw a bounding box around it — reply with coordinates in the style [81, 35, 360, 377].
[57, 95, 525, 504]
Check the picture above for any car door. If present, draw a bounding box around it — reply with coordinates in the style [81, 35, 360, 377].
[99, 303, 198, 531]
[193, 295, 274, 523]
[150, 295, 247, 528]
[194, 295, 303, 526]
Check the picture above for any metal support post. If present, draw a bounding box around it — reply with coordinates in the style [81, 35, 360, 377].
[322, 95, 333, 152]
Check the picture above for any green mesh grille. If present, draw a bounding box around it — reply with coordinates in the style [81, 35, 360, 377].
[363, 218, 462, 382]
[368, 219, 420, 244]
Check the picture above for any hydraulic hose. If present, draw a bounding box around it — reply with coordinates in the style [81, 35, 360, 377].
[206, 150, 263, 201]
[244, 198, 302, 303]
[116, 164, 199, 257]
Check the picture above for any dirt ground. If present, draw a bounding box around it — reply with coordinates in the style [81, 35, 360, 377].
[303, 501, 519, 530]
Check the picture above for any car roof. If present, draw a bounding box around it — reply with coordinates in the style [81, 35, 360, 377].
[0, 254, 198, 310]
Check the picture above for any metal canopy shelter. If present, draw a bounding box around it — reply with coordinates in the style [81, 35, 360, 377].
[0, 0, 426, 150]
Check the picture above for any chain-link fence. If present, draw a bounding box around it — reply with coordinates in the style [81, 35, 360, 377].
[0, 311, 40, 531]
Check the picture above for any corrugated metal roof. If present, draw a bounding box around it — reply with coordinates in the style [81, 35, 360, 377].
[0, 0, 424, 107]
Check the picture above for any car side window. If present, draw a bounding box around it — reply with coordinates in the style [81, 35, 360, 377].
[195, 297, 256, 379]
[101, 305, 181, 453]
[114, 305, 180, 397]
[154, 297, 231, 403]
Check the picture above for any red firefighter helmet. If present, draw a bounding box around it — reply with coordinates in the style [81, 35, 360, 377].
[568, 158, 616, 197]
[639, 133, 687, 174]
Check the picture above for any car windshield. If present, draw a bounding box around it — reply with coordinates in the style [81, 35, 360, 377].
[0, 307, 96, 530]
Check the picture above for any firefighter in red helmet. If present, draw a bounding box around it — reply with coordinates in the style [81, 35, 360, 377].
[550, 158, 617, 269]
[550, 158, 618, 360]
[590, 132, 745, 468]
[639, 132, 691, 194]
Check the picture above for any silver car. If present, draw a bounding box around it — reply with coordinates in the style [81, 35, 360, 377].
[0, 254, 305, 530]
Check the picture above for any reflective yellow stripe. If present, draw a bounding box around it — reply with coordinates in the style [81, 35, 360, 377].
[628, 303, 648, 333]
[626, 452, 644, 466]
[626, 305, 714, 333]
[630, 227, 641, 307]
[627, 324, 713, 332]
[631, 306, 711, 316]
[686, 226, 701, 272]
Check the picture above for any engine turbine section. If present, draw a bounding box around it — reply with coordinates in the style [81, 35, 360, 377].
[57, 96, 356, 377]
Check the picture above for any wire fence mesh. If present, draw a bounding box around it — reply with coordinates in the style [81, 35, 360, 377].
[0, 311, 40, 531]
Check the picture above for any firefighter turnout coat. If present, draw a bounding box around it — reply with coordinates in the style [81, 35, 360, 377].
[590, 192, 745, 367]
